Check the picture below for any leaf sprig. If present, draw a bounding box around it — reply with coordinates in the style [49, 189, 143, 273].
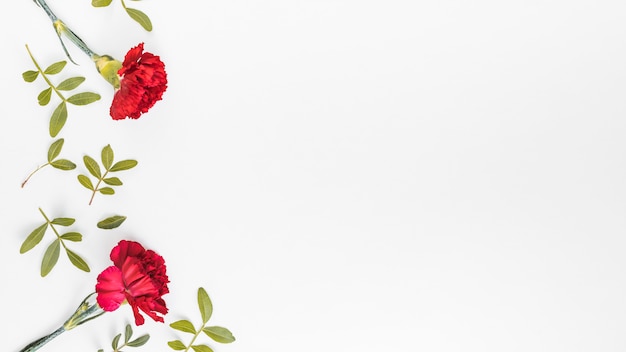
[21, 138, 76, 188]
[92, 0, 153, 31]
[23, 44, 101, 137]
[19, 207, 90, 277]
[77, 144, 138, 205]
[98, 324, 150, 352]
[168, 287, 235, 352]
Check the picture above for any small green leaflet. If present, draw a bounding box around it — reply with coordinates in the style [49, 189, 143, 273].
[191, 345, 213, 352]
[66, 248, 90, 272]
[110, 159, 138, 171]
[41, 239, 60, 277]
[202, 327, 236, 344]
[126, 8, 152, 31]
[170, 320, 196, 334]
[67, 92, 101, 105]
[49, 102, 67, 138]
[20, 223, 48, 253]
[198, 287, 213, 323]
[97, 215, 127, 229]
[57, 77, 85, 91]
[23, 70, 39, 82]
[43, 61, 66, 75]
[91, 0, 113, 7]
[168, 341, 186, 350]
[38, 87, 52, 106]
[47, 138, 64, 162]
[50, 159, 76, 170]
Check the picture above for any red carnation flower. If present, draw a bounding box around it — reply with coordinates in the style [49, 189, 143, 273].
[109, 43, 167, 120]
[96, 240, 169, 325]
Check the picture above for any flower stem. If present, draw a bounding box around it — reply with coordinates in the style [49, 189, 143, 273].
[18, 325, 65, 352]
[31, 0, 98, 60]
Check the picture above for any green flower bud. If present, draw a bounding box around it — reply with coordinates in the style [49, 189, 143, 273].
[94, 55, 122, 89]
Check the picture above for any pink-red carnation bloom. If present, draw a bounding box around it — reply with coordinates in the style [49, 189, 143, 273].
[110, 43, 167, 120]
[96, 240, 169, 325]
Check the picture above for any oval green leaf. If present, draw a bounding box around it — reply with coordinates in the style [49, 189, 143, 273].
[83, 155, 101, 178]
[66, 248, 90, 272]
[97, 215, 126, 229]
[38, 87, 52, 106]
[99, 187, 115, 195]
[57, 76, 85, 91]
[198, 287, 213, 323]
[77, 174, 94, 190]
[191, 345, 214, 352]
[203, 326, 235, 344]
[170, 320, 196, 334]
[103, 177, 123, 186]
[124, 324, 133, 343]
[127, 335, 149, 347]
[168, 340, 186, 350]
[112, 333, 121, 350]
[50, 159, 76, 170]
[67, 92, 101, 105]
[47, 138, 64, 162]
[60, 232, 82, 241]
[44, 60, 66, 75]
[20, 223, 48, 253]
[110, 159, 138, 172]
[101, 144, 114, 170]
[126, 8, 153, 31]
[92, 0, 113, 7]
[41, 239, 60, 277]
[50, 101, 67, 137]
[51, 217, 75, 226]
[23, 70, 39, 82]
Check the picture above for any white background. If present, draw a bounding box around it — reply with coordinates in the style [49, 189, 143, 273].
[2, 0, 626, 351]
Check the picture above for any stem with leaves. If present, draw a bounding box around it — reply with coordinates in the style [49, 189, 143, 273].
[22, 138, 76, 188]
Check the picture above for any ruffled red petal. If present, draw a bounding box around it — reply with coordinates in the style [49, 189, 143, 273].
[95, 266, 126, 312]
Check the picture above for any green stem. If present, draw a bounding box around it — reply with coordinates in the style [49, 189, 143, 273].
[89, 170, 109, 205]
[25, 44, 66, 101]
[21, 162, 50, 188]
[184, 322, 208, 352]
[38, 207, 68, 251]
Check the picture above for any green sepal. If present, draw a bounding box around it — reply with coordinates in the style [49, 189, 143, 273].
[20, 223, 48, 253]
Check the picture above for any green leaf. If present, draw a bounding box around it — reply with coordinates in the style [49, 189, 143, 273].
[38, 87, 52, 106]
[78, 174, 94, 190]
[191, 345, 214, 352]
[92, 0, 113, 7]
[44, 61, 66, 75]
[99, 187, 115, 195]
[127, 334, 150, 347]
[41, 239, 60, 277]
[101, 144, 114, 170]
[112, 333, 121, 350]
[203, 327, 235, 344]
[168, 340, 187, 350]
[103, 177, 123, 186]
[67, 92, 100, 105]
[23, 70, 39, 82]
[97, 215, 126, 229]
[124, 324, 133, 343]
[50, 159, 76, 170]
[110, 159, 138, 172]
[66, 248, 90, 272]
[170, 320, 196, 334]
[51, 217, 75, 226]
[126, 8, 153, 31]
[83, 155, 101, 178]
[49, 101, 67, 138]
[20, 223, 48, 253]
[47, 138, 64, 162]
[198, 287, 213, 324]
[60, 232, 82, 241]
[56, 77, 85, 91]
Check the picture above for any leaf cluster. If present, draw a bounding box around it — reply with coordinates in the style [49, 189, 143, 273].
[92, 0, 153, 31]
[98, 324, 150, 352]
[22, 138, 76, 188]
[77, 144, 138, 205]
[168, 288, 235, 352]
[20, 208, 89, 277]
[23, 45, 101, 137]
